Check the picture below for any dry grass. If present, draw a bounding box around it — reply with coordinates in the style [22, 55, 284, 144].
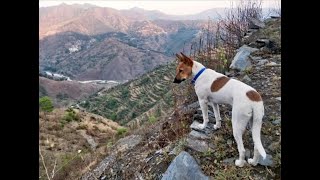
[39, 108, 124, 180]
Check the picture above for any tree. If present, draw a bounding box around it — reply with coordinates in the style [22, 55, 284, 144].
[219, 0, 263, 48]
[39, 96, 54, 113]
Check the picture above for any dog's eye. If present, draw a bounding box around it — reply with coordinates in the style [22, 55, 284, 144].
[179, 69, 183, 73]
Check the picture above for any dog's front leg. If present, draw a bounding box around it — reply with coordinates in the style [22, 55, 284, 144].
[198, 99, 209, 129]
[211, 103, 221, 129]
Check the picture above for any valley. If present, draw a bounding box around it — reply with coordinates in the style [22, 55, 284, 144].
[39, 2, 281, 180]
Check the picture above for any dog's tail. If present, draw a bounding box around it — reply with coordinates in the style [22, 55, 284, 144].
[252, 102, 267, 159]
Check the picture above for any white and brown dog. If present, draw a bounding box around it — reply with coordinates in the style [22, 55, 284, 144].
[173, 52, 266, 167]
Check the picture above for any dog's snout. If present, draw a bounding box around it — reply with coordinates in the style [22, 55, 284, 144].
[173, 77, 185, 83]
[173, 77, 181, 83]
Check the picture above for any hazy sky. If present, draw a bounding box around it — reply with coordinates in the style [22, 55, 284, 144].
[39, 0, 280, 15]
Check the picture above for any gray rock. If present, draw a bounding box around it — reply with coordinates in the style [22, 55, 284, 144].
[272, 119, 281, 125]
[161, 151, 209, 180]
[275, 97, 281, 101]
[82, 154, 116, 180]
[247, 29, 258, 33]
[258, 154, 274, 167]
[225, 71, 232, 76]
[189, 130, 210, 140]
[244, 34, 251, 39]
[250, 56, 262, 61]
[257, 59, 269, 66]
[78, 130, 97, 151]
[242, 75, 252, 82]
[249, 18, 265, 29]
[186, 137, 214, 153]
[266, 62, 280, 67]
[227, 139, 233, 146]
[155, 149, 163, 155]
[223, 157, 236, 164]
[230, 45, 258, 71]
[256, 39, 270, 45]
[115, 135, 142, 153]
[81, 135, 143, 179]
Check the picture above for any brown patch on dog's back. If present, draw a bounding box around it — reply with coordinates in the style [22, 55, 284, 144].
[211, 76, 230, 92]
[246, 90, 262, 101]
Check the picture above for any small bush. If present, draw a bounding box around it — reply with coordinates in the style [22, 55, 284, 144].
[62, 108, 80, 123]
[109, 112, 117, 120]
[116, 127, 127, 137]
[39, 96, 54, 113]
[148, 115, 157, 124]
[107, 140, 113, 148]
[105, 97, 119, 109]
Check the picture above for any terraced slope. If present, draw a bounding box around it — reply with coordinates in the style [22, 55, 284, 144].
[80, 63, 176, 126]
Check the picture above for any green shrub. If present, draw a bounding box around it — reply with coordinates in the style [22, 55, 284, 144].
[148, 115, 157, 124]
[39, 96, 54, 113]
[116, 127, 127, 137]
[120, 88, 130, 99]
[62, 108, 80, 122]
[105, 97, 119, 109]
[109, 112, 117, 120]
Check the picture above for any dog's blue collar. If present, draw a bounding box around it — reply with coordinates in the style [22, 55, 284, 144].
[191, 67, 206, 85]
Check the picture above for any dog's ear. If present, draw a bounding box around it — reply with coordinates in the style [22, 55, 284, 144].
[176, 53, 183, 61]
[180, 52, 193, 66]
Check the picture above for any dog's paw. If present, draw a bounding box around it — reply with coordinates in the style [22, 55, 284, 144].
[197, 124, 206, 130]
[213, 124, 221, 130]
[235, 159, 246, 167]
[248, 158, 258, 166]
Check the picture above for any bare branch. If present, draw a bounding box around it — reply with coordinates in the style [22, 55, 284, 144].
[39, 146, 51, 180]
[51, 158, 57, 179]
[54, 152, 80, 175]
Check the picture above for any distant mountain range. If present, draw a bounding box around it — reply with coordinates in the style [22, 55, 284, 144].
[39, 3, 275, 81]
[39, 3, 226, 39]
[39, 3, 210, 81]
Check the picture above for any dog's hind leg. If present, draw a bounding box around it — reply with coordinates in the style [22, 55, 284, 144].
[198, 99, 209, 129]
[232, 108, 251, 167]
[248, 103, 266, 166]
[210, 103, 222, 129]
[248, 146, 260, 166]
[248, 119, 265, 166]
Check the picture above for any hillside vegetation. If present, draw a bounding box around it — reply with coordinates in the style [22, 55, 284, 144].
[39, 108, 125, 179]
[80, 63, 176, 126]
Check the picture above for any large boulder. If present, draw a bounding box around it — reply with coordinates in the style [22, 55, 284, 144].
[161, 151, 209, 180]
[249, 18, 265, 29]
[229, 45, 258, 71]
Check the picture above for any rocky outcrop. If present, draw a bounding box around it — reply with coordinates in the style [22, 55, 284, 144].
[161, 151, 209, 180]
[229, 45, 258, 71]
[81, 135, 142, 180]
[249, 18, 265, 29]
